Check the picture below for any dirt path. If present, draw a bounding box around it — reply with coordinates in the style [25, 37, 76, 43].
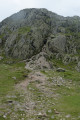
[1, 69, 76, 120]
[15, 70, 50, 119]
[16, 70, 47, 89]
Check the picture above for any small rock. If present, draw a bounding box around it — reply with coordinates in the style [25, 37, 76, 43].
[38, 112, 42, 116]
[65, 114, 71, 118]
[12, 77, 16, 80]
[7, 100, 13, 104]
[26, 107, 29, 110]
[37, 112, 47, 117]
[3, 115, 6, 118]
[48, 110, 52, 113]
[23, 75, 28, 77]
[54, 109, 59, 114]
[51, 115, 54, 119]
[56, 68, 65, 72]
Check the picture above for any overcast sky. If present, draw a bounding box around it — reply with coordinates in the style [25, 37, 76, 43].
[0, 0, 80, 21]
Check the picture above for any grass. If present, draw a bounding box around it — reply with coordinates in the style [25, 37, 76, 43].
[0, 61, 30, 96]
[48, 57, 80, 82]
[61, 70, 80, 81]
[18, 26, 31, 34]
[0, 57, 31, 120]
[41, 62, 80, 119]
[0, 55, 80, 119]
[58, 95, 80, 115]
[51, 57, 77, 70]
[0, 34, 5, 39]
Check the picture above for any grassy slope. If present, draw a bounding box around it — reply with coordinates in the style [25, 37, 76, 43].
[43, 70, 80, 119]
[0, 57, 80, 120]
[0, 58, 30, 120]
[40, 59, 80, 119]
[0, 62, 29, 96]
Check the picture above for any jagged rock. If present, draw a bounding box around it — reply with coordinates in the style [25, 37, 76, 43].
[0, 8, 80, 65]
[25, 52, 53, 70]
[75, 61, 80, 72]
[71, 56, 79, 63]
[47, 34, 66, 53]
[63, 55, 71, 65]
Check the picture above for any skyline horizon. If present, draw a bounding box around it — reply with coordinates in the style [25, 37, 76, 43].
[1, 7, 80, 22]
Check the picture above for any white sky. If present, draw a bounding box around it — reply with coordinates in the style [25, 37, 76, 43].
[0, 0, 80, 21]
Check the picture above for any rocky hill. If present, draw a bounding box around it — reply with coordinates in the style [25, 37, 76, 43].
[0, 8, 80, 120]
[0, 8, 80, 70]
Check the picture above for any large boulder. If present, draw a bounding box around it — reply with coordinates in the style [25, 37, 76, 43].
[47, 35, 66, 53]
[25, 52, 53, 70]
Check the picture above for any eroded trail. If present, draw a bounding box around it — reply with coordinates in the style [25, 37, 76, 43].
[1, 69, 78, 120]
[15, 70, 77, 120]
[15, 70, 50, 119]
[16, 71, 47, 89]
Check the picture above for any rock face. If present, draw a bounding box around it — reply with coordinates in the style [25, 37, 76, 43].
[47, 34, 66, 53]
[0, 8, 80, 65]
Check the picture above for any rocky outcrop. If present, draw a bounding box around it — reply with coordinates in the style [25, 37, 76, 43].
[46, 34, 66, 53]
[0, 8, 80, 69]
[75, 61, 80, 72]
[25, 52, 53, 70]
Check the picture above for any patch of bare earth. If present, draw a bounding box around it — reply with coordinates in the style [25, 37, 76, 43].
[16, 71, 47, 89]
[15, 70, 73, 120]
[15, 71, 50, 119]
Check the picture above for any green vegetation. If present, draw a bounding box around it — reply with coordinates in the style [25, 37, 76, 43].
[5, 27, 12, 34]
[58, 95, 80, 115]
[0, 56, 80, 119]
[41, 69, 80, 119]
[40, 57, 80, 119]
[18, 26, 31, 34]
[0, 34, 4, 39]
[0, 57, 31, 120]
[0, 8, 80, 120]
[0, 55, 31, 96]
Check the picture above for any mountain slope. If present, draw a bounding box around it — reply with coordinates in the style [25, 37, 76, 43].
[0, 8, 80, 69]
[0, 9, 80, 120]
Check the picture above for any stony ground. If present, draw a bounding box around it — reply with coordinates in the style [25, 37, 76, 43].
[0, 68, 80, 120]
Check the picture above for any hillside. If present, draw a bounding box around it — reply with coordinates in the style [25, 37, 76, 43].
[0, 8, 80, 71]
[0, 8, 80, 120]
